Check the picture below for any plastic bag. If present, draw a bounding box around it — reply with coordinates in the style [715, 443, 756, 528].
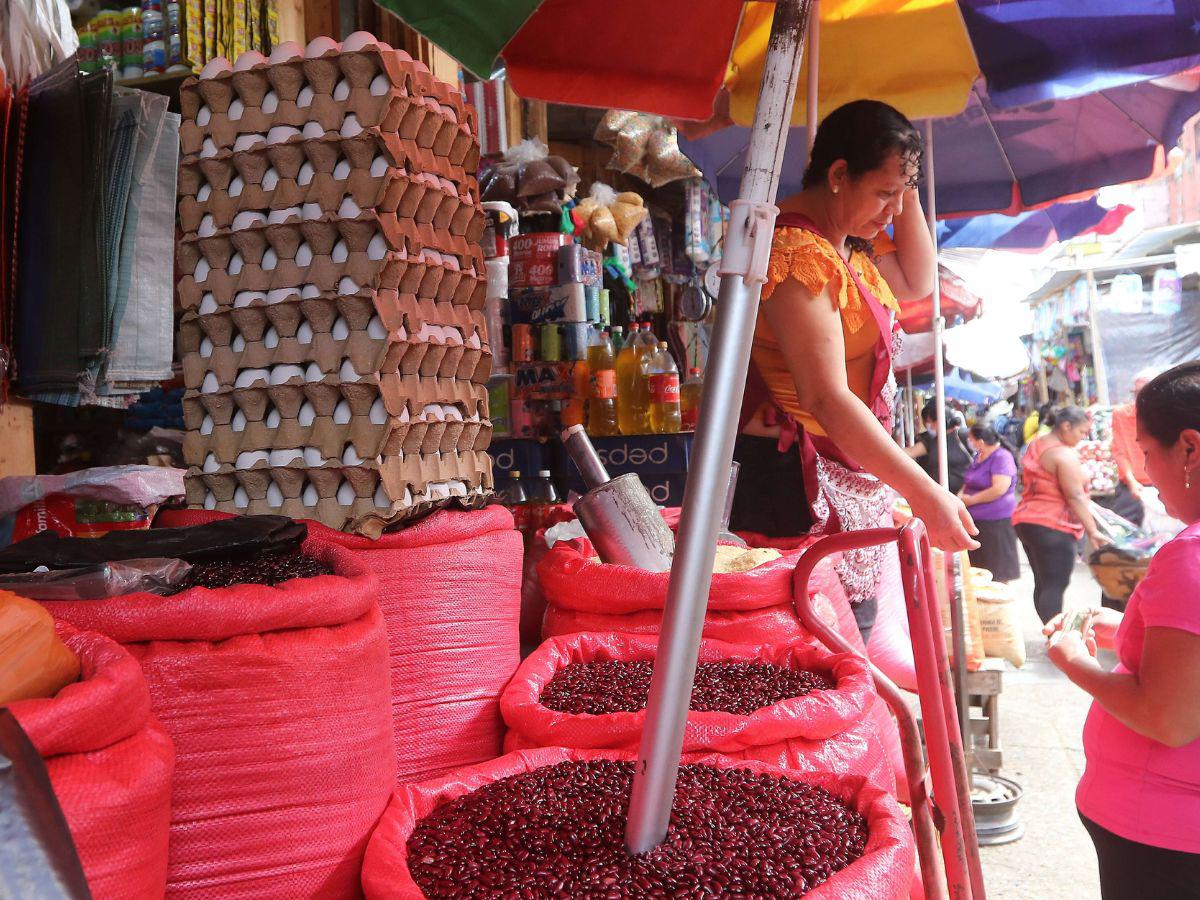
[0, 465, 183, 518]
[0, 590, 80, 705]
[0, 559, 191, 600]
[361, 747, 914, 900]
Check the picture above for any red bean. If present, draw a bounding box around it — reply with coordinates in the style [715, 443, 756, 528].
[406, 760, 868, 898]
[538, 661, 833, 716]
[169, 551, 332, 593]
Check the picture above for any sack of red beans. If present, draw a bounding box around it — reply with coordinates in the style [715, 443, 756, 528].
[40, 527, 395, 899]
[8, 621, 174, 900]
[361, 746, 915, 899]
[501, 632, 893, 793]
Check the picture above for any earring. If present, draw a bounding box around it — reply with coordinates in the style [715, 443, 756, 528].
[832, 185, 839, 194]
[1188, 468, 1193, 490]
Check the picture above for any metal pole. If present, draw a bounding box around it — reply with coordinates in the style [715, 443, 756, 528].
[625, 0, 812, 854]
[1085, 268, 1111, 405]
[905, 366, 915, 446]
[806, 0, 819, 150]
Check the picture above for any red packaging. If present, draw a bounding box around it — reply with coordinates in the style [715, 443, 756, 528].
[509, 233, 569, 288]
[14, 494, 153, 541]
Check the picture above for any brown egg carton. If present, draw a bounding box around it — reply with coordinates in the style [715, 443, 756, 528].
[178, 47, 478, 172]
[176, 214, 486, 311]
[178, 294, 492, 388]
[177, 133, 484, 240]
[183, 448, 493, 535]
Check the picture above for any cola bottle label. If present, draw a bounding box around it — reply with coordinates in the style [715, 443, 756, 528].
[649, 373, 680, 403]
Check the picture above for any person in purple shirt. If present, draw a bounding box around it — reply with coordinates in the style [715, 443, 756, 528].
[960, 425, 1021, 582]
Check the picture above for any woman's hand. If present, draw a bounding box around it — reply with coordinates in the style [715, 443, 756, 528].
[907, 482, 979, 552]
[1047, 629, 1099, 670]
[1044, 608, 1122, 652]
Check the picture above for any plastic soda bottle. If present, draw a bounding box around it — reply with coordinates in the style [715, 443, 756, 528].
[616, 323, 644, 434]
[648, 342, 682, 434]
[627, 323, 657, 433]
[586, 330, 619, 436]
[527, 469, 561, 533]
[680, 367, 703, 431]
[500, 470, 530, 533]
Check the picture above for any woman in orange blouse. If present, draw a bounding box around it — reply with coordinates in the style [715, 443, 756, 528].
[729, 100, 977, 639]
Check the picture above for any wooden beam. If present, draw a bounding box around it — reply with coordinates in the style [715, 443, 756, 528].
[523, 99, 548, 144]
[0, 401, 36, 476]
[503, 81, 524, 149]
[275, 0, 306, 44]
[303, 0, 338, 41]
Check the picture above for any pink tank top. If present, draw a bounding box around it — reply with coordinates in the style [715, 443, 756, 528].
[1012, 439, 1084, 538]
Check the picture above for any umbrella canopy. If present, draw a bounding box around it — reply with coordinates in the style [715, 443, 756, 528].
[898, 266, 983, 334]
[680, 75, 1200, 216]
[938, 199, 1134, 251]
[914, 369, 1005, 405]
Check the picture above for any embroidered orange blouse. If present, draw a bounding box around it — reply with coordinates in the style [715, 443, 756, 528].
[749, 227, 900, 437]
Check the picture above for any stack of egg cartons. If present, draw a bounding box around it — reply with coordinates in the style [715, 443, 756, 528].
[176, 33, 494, 535]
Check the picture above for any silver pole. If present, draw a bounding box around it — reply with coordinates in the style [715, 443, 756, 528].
[1085, 268, 1111, 405]
[625, 0, 812, 854]
[806, 0, 820, 151]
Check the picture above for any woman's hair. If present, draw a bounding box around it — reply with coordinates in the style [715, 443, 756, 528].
[1037, 402, 1055, 427]
[970, 424, 1020, 463]
[802, 100, 923, 191]
[1051, 406, 1090, 430]
[921, 399, 962, 427]
[1136, 361, 1200, 446]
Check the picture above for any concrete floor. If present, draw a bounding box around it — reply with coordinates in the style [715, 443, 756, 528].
[977, 560, 1106, 899]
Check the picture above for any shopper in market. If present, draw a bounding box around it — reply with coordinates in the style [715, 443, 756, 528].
[905, 399, 973, 493]
[960, 425, 1021, 582]
[730, 99, 977, 641]
[1044, 361, 1200, 898]
[1105, 367, 1162, 527]
[1013, 406, 1103, 623]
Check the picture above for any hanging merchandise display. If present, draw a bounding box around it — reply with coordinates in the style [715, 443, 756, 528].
[176, 35, 494, 534]
[593, 110, 701, 188]
[480, 138, 580, 215]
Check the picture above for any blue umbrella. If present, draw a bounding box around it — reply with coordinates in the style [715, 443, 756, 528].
[680, 76, 1200, 216]
[937, 198, 1134, 250]
[915, 369, 1004, 406]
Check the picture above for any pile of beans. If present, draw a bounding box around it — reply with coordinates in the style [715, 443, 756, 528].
[539, 660, 833, 716]
[170, 552, 332, 593]
[407, 759, 868, 898]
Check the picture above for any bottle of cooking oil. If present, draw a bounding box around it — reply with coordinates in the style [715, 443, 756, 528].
[648, 342, 682, 434]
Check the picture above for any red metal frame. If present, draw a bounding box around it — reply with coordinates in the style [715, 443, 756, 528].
[792, 520, 986, 900]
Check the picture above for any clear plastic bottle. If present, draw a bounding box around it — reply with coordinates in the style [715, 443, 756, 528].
[648, 342, 682, 434]
[628, 323, 657, 433]
[616, 323, 643, 434]
[586, 330, 619, 436]
[680, 367, 703, 431]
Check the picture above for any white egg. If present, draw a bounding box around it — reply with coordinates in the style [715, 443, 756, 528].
[369, 396, 388, 424]
[261, 248, 278, 270]
[263, 326, 280, 348]
[296, 322, 314, 344]
[332, 400, 352, 424]
[423, 403, 445, 422]
[445, 328, 463, 346]
[233, 486, 250, 508]
[302, 482, 319, 505]
[261, 91, 279, 114]
[200, 414, 215, 435]
[369, 154, 389, 176]
[268, 125, 301, 145]
[342, 443, 364, 465]
[268, 41, 303, 64]
[333, 159, 352, 180]
[443, 404, 463, 421]
[200, 57, 232, 79]
[228, 99, 245, 121]
[198, 214, 217, 237]
[302, 202, 323, 220]
[303, 446, 325, 466]
[300, 283, 321, 299]
[234, 50, 266, 71]
[201, 137, 219, 158]
[337, 196, 361, 218]
[396, 324, 407, 340]
[366, 316, 386, 339]
[448, 480, 468, 498]
[228, 252, 244, 274]
[234, 367, 269, 387]
[199, 336, 214, 357]
[193, 257, 211, 282]
[232, 210, 266, 230]
[305, 36, 340, 58]
[236, 449, 269, 467]
[232, 290, 265, 308]
[228, 175, 245, 197]
[231, 333, 246, 352]
[367, 232, 388, 260]
[203, 491, 217, 510]
[260, 167, 279, 190]
[297, 85, 315, 108]
[196, 182, 212, 202]
[196, 106, 212, 127]
[331, 316, 349, 340]
[266, 407, 281, 428]
[295, 243, 313, 267]
[398, 405, 410, 423]
[373, 483, 392, 508]
[401, 487, 413, 506]
[198, 293, 219, 314]
[339, 115, 363, 138]
[203, 453, 221, 473]
[332, 79, 351, 101]
[298, 161, 315, 185]
[341, 31, 378, 52]
[234, 132, 267, 152]
[201, 372, 220, 394]
[338, 358, 359, 381]
[266, 288, 296, 305]
[337, 276, 359, 296]
[270, 363, 304, 385]
[231, 409, 247, 431]
[298, 401, 316, 426]
[331, 240, 348, 263]
[269, 448, 304, 466]
[466, 332, 481, 349]
[369, 73, 390, 97]
[336, 480, 357, 505]
[304, 362, 324, 382]
[266, 482, 284, 506]
[267, 206, 301, 224]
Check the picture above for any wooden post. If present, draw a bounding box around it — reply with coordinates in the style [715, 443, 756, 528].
[0, 401, 36, 476]
[275, 0, 305, 44]
[303, 0, 338, 41]
[523, 99, 548, 144]
[503, 81, 525, 148]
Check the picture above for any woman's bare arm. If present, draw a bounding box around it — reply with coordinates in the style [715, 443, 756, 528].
[875, 188, 935, 302]
[1048, 448, 1101, 542]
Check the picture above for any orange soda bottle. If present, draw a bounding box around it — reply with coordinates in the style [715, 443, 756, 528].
[586, 330, 619, 436]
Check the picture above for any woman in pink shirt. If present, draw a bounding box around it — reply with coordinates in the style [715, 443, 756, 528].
[1045, 361, 1200, 898]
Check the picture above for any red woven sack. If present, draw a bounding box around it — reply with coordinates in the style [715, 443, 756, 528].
[41, 533, 394, 900]
[9, 622, 174, 900]
[360, 747, 914, 900]
[501, 632, 892, 792]
[542, 601, 807, 644]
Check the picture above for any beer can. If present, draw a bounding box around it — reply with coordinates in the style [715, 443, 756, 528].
[511, 323, 535, 363]
[540, 324, 562, 362]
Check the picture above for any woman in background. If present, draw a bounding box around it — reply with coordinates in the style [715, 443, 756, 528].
[1046, 362, 1200, 898]
[1012, 406, 1102, 622]
[905, 399, 973, 494]
[961, 425, 1020, 582]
